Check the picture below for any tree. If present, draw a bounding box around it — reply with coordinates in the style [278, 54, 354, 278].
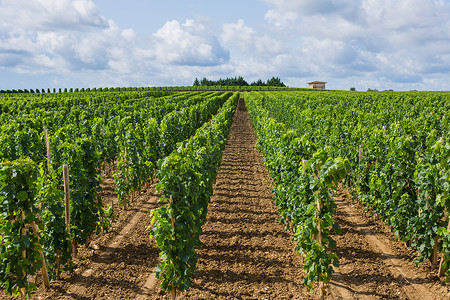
[193, 78, 200, 86]
[266, 76, 285, 87]
[350, 87, 356, 91]
[236, 76, 248, 86]
[250, 79, 266, 86]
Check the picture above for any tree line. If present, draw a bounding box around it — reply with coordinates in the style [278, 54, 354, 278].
[193, 76, 286, 87]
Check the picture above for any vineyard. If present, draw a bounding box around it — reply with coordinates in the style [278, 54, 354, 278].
[0, 88, 450, 299]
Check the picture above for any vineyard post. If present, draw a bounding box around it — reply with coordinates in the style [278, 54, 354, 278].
[30, 222, 50, 289]
[45, 130, 64, 277]
[316, 197, 325, 300]
[432, 237, 439, 268]
[101, 128, 106, 174]
[439, 219, 450, 276]
[45, 129, 51, 169]
[20, 210, 27, 300]
[170, 196, 177, 300]
[124, 147, 128, 210]
[63, 164, 76, 258]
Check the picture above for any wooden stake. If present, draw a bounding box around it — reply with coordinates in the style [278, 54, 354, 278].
[123, 147, 128, 210]
[171, 287, 177, 300]
[432, 236, 439, 268]
[63, 164, 76, 258]
[45, 129, 51, 169]
[316, 198, 325, 300]
[170, 196, 176, 300]
[123, 194, 128, 211]
[63, 164, 70, 231]
[316, 200, 323, 247]
[73, 239, 78, 258]
[56, 250, 61, 279]
[31, 221, 50, 289]
[439, 219, 450, 276]
[20, 210, 27, 300]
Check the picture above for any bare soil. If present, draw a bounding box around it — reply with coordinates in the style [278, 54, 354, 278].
[330, 187, 449, 299]
[2, 98, 449, 299]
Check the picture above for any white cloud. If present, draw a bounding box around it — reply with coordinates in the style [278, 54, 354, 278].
[0, 0, 232, 88]
[221, 19, 284, 55]
[264, 9, 297, 27]
[221, 20, 255, 53]
[262, 0, 357, 18]
[257, 0, 450, 89]
[0, 0, 149, 77]
[0, 0, 107, 31]
[152, 19, 229, 66]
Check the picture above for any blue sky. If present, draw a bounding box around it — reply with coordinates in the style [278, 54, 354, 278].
[1, 0, 450, 91]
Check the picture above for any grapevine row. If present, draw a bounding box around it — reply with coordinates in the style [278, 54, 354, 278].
[149, 93, 239, 296]
[245, 92, 348, 297]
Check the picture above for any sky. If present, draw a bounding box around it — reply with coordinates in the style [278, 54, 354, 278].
[1, 0, 450, 91]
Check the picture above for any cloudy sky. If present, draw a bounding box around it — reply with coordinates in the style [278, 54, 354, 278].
[1, 0, 450, 91]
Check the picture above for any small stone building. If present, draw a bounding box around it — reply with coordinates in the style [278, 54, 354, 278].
[308, 81, 327, 89]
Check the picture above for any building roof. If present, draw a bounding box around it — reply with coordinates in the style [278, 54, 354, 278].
[308, 81, 327, 84]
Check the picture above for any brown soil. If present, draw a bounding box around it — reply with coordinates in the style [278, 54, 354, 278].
[330, 186, 449, 299]
[2, 98, 449, 299]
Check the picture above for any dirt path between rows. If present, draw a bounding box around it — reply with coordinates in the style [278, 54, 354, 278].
[157, 98, 312, 299]
[330, 186, 449, 299]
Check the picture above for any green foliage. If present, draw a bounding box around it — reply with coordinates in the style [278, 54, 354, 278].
[0, 158, 42, 297]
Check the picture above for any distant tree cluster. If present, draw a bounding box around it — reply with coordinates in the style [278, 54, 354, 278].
[0, 87, 146, 93]
[193, 76, 286, 87]
[250, 77, 286, 87]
